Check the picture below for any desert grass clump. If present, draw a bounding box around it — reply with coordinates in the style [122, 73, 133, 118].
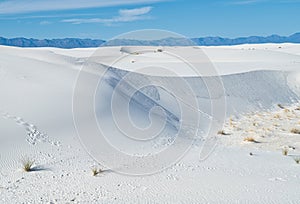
[274, 114, 281, 119]
[243, 137, 258, 143]
[291, 128, 300, 134]
[92, 167, 103, 176]
[282, 148, 288, 156]
[217, 130, 230, 135]
[294, 157, 300, 164]
[21, 158, 35, 172]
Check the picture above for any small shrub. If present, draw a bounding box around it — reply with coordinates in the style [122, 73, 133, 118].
[294, 157, 300, 164]
[21, 158, 34, 172]
[92, 168, 98, 176]
[243, 137, 257, 143]
[282, 148, 288, 156]
[291, 128, 300, 134]
[217, 130, 230, 135]
[92, 167, 103, 176]
[288, 145, 296, 150]
[274, 114, 281, 119]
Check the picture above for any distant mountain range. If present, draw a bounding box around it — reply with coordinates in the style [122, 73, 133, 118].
[0, 37, 105, 49]
[1, 33, 300, 48]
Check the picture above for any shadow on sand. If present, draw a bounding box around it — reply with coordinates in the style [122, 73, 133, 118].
[29, 165, 52, 172]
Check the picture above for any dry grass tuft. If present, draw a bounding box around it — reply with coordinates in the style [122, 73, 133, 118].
[282, 148, 288, 156]
[291, 128, 300, 134]
[217, 130, 230, 135]
[92, 167, 103, 176]
[274, 114, 281, 119]
[243, 137, 258, 143]
[294, 157, 300, 164]
[21, 158, 35, 172]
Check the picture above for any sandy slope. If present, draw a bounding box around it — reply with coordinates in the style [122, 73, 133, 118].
[0, 44, 300, 203]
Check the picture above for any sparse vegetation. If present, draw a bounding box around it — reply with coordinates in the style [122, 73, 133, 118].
[229, 118, 236, 127]
[274, 114, 281, 119]
[21, 158, 35, 172]
[217, 130, 230, 135]
[92, 167, 103, 176]
[282, 148, 288, 156]
[288, 145, 296, 150]
[243, 137, 258, 143]
[294, 157, 300, 164]
[291, 128, 300, 134]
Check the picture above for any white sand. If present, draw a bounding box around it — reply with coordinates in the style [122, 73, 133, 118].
[0, 44, 300, 203]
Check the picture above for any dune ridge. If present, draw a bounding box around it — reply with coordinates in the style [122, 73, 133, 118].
[1, 44, 300, 203]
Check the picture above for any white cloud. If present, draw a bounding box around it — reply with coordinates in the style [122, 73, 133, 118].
[119, 6, 152, 16]
[0, 0, 165, 14]
[62, 6, 153, 25]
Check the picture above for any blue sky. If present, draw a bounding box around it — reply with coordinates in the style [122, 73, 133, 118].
[0, 0, 299, 39]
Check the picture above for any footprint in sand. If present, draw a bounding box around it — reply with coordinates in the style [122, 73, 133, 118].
[0, 111, 61, 146]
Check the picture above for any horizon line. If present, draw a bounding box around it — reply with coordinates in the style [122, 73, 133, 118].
[0, 32, 300, 41]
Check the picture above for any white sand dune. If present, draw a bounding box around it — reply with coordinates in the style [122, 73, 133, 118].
[1, 44, 300, 203]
